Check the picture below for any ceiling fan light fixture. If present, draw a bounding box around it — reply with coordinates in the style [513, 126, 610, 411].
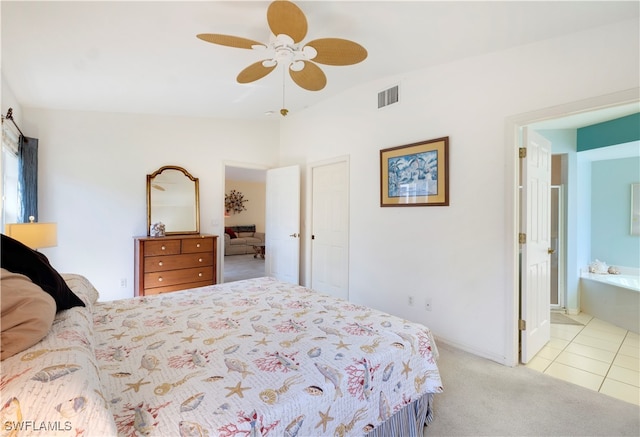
[301, 45, 317, 60]
[275, 49, 294, 64]
[274, 33, 294, 46]
[289, 60, 305, 72]
[262, 59, 277, 68]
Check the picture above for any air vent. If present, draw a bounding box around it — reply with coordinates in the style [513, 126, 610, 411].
[378, 85, 399, 109]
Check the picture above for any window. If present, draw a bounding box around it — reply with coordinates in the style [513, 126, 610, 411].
[2, 123, 20, 230]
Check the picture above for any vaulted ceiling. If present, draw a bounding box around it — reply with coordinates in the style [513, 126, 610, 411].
[2, 1, 638, 120]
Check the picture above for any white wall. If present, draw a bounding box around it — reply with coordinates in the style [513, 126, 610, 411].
[1, 77, 22, 125]
[278, 19, 640, 363]
[20, 109, 279, 301]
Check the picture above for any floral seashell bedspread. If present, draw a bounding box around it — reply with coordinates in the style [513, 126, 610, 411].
[94, 277, 443, 437]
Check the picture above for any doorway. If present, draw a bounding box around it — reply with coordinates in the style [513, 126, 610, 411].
[222, 164, 267, 283]
[508, 88, 640, 366]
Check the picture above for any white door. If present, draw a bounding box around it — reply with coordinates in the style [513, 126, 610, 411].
[311, 160, 349, 300]
[265, 165, 300, 284]
[520, 128, 552, 363]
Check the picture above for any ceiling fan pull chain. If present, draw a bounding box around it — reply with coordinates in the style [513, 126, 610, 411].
[281, 66, 288, 116]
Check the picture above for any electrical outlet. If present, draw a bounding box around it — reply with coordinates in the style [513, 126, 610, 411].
[408, 295, 414, 306]
[425, 298, 432, 311]
[120, 278, 127, 288]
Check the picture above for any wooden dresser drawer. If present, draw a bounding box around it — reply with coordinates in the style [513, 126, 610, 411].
[134, 234, 218, 297]
[182, 237, 214, 253]
[144, 252, 214, 272]
[144, 266, 214, 290]
[143, 239, 181, 256]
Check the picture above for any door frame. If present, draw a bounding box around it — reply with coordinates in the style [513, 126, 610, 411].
[304, 155, 350, 289]
[504, 88, 639, 366]
[550, 184, 565, 310]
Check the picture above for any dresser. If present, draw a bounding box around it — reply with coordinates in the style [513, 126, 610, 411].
[134, 234, 217, 296]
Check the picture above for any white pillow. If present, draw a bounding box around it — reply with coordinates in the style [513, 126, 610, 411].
[61, 273, 100, 307]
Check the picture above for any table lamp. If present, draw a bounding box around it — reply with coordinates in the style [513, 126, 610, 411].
[5, 216, 57, 250]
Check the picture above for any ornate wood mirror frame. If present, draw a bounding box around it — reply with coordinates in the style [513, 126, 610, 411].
[147, 166, 200, 235]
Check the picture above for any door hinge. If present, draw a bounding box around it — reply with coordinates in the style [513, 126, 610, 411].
[519, 319, 526, 331]
[519, 147, 527, 158]
[519, 233, 526, 244]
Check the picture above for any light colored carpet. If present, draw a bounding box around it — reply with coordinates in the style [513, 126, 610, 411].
[424, 341, 639, 436]
[550, 312, 584, 325]
[223, 253, 265, 282]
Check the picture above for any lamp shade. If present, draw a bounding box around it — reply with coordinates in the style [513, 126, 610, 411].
[5, 222, 57, 249]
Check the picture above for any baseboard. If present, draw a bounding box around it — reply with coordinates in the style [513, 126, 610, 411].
[433, 335, 512, 367]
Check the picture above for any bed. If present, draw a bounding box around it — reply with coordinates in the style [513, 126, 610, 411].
[1, 270, 442, 436]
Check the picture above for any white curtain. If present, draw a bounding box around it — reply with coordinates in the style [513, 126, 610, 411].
[2, 119, 20, 155]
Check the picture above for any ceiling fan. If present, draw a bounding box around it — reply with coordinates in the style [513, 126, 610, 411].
[197, 0, 367, 98]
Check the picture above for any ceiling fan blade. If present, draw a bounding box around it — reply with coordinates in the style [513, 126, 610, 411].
[289, 61, 326, 91]
[237, 61, 277, 84]
[306, 38, 368, 66]
[197, 34, 265, 49]
[267, 0, 307, 43]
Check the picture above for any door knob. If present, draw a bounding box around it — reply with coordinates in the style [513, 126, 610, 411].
[548, 248, 555, 254]
[289, 233, 298, 238]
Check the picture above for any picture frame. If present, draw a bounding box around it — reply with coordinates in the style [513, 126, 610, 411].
[380, 136, 449, 207]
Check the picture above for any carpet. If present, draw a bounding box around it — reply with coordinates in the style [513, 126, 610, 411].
[223, 253, 265, 282]
[550, 312, 583, 325]
[424, 341, 640, 436]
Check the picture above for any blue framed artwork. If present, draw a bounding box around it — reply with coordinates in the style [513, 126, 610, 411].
[380, 137, 449, 207]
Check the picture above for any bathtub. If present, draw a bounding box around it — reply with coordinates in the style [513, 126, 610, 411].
[580, 269, 640, 334]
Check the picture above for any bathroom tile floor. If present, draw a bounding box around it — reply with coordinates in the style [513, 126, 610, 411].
[527, 312, 640, 406]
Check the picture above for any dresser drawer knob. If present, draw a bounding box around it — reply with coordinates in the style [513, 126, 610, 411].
[196, 243, 201, 248]
[198, 258, 203, 263]
[198, 272, 203, 277]
[158, 261, 163, 266]
[158, 277, 163, 282]
[161, 245, 166, 251]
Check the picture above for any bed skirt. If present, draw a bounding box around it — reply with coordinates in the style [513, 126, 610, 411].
[367, 392, 434, 437]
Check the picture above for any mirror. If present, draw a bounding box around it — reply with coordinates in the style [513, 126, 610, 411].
[147, 166, 199, 235]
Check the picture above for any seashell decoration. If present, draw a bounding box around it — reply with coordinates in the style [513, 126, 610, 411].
[259, 389, 277, 405]
[588, 259, 609, 274]
[55, 396, 87, 418]
[607, 265, 621, 275]
[150, 222, 165, 237]
[307, 347, 321, 358]
[180, 392, 204, 412]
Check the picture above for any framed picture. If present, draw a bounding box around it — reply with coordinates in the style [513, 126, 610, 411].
[380, 137, 449, 207]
